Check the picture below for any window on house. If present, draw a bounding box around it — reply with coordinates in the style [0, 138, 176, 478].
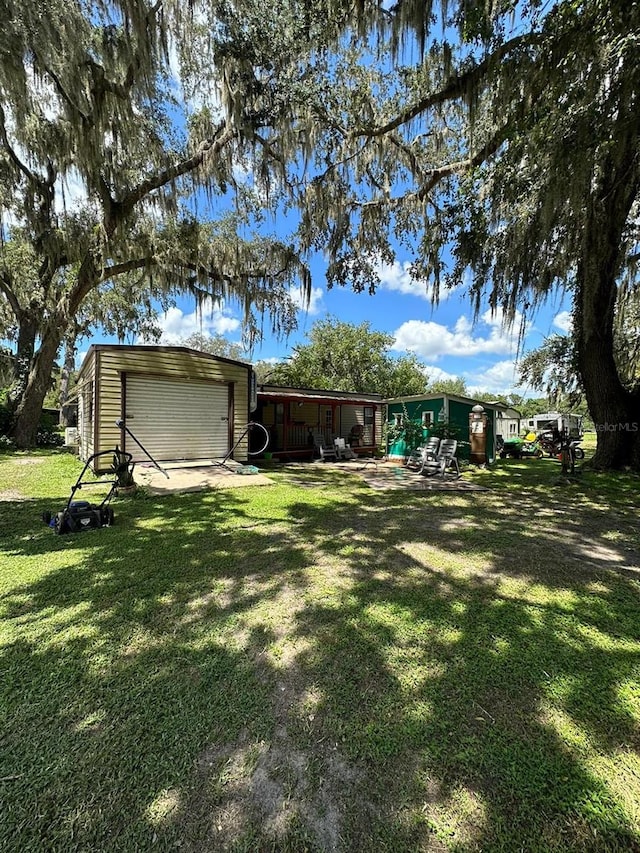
[393, 413, 404, 427]
[421, 411, 434, 427]
[364, 406, 374, 425]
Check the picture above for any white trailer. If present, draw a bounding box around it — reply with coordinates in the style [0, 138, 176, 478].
[521, 412, 583, 437]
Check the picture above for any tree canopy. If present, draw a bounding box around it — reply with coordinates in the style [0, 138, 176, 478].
[267, 317, 430, 398]
[0, 0, 317, 445]
[3, 0, 639, 468]
[235, 0, 640, 468]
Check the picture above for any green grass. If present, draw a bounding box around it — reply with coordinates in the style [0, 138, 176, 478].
[1, 448, 640, 852]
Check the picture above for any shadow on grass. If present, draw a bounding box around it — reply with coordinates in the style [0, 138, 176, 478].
[1, 464, 640, 852]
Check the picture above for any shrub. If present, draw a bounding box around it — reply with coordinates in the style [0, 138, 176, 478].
[0, 388, 13, 436]
[37, 428, 64, 448]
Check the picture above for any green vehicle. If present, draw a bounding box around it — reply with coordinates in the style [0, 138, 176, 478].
[498, 434, 543, 459]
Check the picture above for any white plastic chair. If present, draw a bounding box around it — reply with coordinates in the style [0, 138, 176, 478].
[420, 439, 460, 478]
[334, 438, 357, 460]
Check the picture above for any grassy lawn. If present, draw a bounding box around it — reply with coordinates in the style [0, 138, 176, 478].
[1, 444, 640, 852]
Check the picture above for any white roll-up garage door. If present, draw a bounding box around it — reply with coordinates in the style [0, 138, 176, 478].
[124, 374, 230, 461]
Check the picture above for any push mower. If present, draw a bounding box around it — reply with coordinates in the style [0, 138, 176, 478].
[42, 447, 134, 535]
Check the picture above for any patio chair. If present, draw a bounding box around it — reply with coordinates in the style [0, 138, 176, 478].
[420, 438, 460, 478]
[348, 424, 364, 447]
[314, 433, 337, 462]
[406, 436, 440, 471]
[334, 437, 357, 460]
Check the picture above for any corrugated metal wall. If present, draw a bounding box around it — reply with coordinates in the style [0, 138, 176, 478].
[77, 347, 250, 471]
[77, 351, 96, 460]
[125, 374, 229, 461]
[340, 405, 378, 446]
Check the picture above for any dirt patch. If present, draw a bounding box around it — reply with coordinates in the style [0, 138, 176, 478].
[0, 489, 26, 502]
[172, 578, 364, 852]
[356, 465, 489, 491]
[183, 723, 360, 852]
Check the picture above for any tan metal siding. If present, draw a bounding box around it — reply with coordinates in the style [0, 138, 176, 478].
[91, 348, 250, 471]
[340, 405, 378, 446]
[77, 351, 96, 461]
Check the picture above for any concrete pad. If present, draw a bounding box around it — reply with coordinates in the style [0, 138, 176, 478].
[134, 461, 275, 495]
[284, 459, 488, 491]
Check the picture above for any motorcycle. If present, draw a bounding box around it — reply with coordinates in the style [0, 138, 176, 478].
[538, 430, 585, 460]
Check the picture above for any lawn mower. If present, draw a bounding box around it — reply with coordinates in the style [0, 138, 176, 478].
[42, 447, 134, 535]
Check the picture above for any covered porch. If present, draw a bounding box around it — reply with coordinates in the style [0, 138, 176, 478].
[255, 385, 382, 460]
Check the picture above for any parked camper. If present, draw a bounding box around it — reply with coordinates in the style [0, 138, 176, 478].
[521, 412, 583, 438]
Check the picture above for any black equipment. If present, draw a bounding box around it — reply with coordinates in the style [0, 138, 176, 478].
[115, 418, 170, 478]
[42, 448, 134, 535]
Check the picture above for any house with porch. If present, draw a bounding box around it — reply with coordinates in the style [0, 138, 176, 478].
[255, 384, 382, 460]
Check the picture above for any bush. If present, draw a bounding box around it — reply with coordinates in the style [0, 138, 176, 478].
[0, 388, 13, 436]
[430, 420, 462, 440]
[37, 428, 64, 448]
[384, 403, 426, 456]
[0, 390, 63, 447]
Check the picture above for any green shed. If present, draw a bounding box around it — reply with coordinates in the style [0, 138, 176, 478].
[384, 393, 507, 464]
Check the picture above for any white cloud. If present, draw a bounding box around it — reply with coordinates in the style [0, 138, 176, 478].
[553, 311, 573, 333]
[422, 364, 460, 383]
[392, 310, 521, 360]
[375, 260, 462, 302]
[146, 299, 241, 344]
[466, 360, 521, 396]
[290, 285, 324, 315]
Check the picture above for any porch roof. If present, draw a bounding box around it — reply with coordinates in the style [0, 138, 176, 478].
[258, 386, 381, 406]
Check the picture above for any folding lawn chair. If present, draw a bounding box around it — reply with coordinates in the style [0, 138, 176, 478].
[406, 436, 440, 471]
[420, 438, 460, 478]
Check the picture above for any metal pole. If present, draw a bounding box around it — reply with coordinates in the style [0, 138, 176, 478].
[115, 419, 170, 479]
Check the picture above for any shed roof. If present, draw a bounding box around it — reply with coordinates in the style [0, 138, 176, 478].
[384, 392, 508, 410]
[258, 384, 382, 405]
[77, 344, 252, 379]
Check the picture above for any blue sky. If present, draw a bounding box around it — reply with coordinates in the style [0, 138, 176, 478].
[86, 246, 571, 398]
[67, 5, 571, 396]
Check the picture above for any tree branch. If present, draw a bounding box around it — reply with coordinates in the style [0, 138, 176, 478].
[0, 106, 41, 187]
[413, 124, 509, 202]
[358, 33, 541, 138]
[355, 122, 510, 211]
[98, 259, 149, 281]
[119, 123, 235, 215]
[0, 271, 23, 320]
[41, 64, 89, 122]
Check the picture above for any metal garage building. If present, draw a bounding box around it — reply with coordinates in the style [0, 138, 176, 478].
[76, 345, 252, 472]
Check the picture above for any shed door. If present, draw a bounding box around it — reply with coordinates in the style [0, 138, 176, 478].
[125, 374, 230, 461]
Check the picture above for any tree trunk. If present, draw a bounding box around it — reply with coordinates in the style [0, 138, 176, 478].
[12, 328, 63, 448]
[574, 75, 640, 471]
[59, 333, 78, 427]
[578, 305, 640, 470]
[13, 314, 38, 387]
